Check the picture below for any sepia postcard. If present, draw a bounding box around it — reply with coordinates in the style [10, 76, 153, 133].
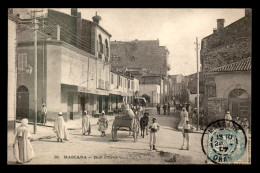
[7, 8, 251, 165]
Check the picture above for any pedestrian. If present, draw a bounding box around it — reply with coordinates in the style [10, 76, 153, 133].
[177, 108, 189, 131]
[163, 103, 167, 115]
[82, 110, 91, 135]
[53, 112, 69, 142]
[149, 117, 160, 151]
[13, 118, 35, 164]
[180, 120, 194, 150]
[167, 103, 170, 116]
[241, 118, 249, 132]
[224, 111, 232, 128]
[199, 113, 204, 130]
[97, 110, 108, 137]
[41, 103, 47, 125]
[235, 116, 242, 125]
[156, 103, 161, 115]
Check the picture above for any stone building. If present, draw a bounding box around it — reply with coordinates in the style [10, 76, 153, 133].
[14, 8, 140, 122]
[200, 9, 252, 123]
[110, 39, 170, 104]
[205, 58, 251, 126]
[8, 9, 20, 131]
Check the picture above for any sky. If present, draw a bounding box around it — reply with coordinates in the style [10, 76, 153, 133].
[17, 8, 245, 76]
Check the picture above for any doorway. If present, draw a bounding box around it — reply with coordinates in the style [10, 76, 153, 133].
[67, 92, 74, 120]
[80, 95, 85, 115]
[229, 89, 250, 126]
[16, 86, 29, 120]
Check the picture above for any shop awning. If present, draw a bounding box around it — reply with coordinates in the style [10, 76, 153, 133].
[77, 86, 109, 96]
[109, 90, 122, 95]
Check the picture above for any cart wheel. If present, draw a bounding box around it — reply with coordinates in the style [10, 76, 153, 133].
[111, 121, 117, 141]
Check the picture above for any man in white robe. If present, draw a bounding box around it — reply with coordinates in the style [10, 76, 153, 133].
[13, 118, 35, 164]
[82, 110, 91, 135]
[178, 108, 189, 131]
[53, 112, 69, 142]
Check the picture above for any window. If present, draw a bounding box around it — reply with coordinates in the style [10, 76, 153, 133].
[111, 74, 114, 84]
[98, 35, 103, 53]
[128, 80, 130, 89]
[18, 53, 27, 70]
[131, 81, 134, 90]
[105, 39, 109, 56]
[125, 79, 127, 88]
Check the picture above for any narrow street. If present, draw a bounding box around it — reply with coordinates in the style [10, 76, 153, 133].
[7, 109, 207, 164]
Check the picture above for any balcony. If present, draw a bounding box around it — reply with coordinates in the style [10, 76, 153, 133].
[98, 79, 105, 89]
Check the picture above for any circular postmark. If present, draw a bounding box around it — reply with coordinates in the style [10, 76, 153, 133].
[201, 119, 247, 164]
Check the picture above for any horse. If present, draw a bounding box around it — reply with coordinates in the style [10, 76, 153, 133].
[140, 112, 149, 138]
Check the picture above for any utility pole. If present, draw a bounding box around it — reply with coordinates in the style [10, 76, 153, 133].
[29, 9, 43, 134]
[195, 37, 200, 131]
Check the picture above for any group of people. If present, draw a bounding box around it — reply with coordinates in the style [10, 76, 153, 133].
[225, 111, 249, 131]
[156, 103, 171, 115]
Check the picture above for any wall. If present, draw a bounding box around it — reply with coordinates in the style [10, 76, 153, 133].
[206, 71, 251, 123]
[8, 19, 17, 130]
[46, 44, 62, 121]
[201, 14, 252, 73]
[139, 84, 160, 105]
[110, 40, 169, 76]
[17, 41, 46, 122]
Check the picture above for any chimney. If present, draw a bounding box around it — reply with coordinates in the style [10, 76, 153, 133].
[217, 19, 225, 31]
[71, 8, 78, 16]
[57, 25, 60, 41]
[92, 12, 101, 24]
[245, 8, 252, 17]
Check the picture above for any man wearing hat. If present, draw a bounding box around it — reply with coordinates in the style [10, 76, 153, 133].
[224, 111, 232, 128]
[41, 103, 47, 125]
[180, 120, 194, 150]
[148, 117, 160, 151]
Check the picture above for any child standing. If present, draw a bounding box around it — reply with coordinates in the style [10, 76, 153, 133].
[180, 120, 194, 150]
[149, 118, 160, 151]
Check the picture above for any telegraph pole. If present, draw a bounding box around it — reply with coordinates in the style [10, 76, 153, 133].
[29, 9, 43, 134]
[195, 37, 200, 131]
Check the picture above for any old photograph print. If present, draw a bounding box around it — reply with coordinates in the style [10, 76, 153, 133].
[8, 8, 251, 165]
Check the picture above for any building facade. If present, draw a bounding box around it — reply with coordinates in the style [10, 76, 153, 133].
[15, 8, 140, 121]
[8, 9, 20, 131]
[200, 9, 252, 123]
[110, 39, 170, 104]
[205, 58, 251, 126]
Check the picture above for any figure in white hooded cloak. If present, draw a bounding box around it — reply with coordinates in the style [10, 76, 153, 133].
[82, 110, 91, 135]
[178, 108, 189, 131]
[53, 112, 69, 142]
[13, 118, 35, 164]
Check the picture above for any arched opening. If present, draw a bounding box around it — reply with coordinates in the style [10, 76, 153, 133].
[228, 89, 250, 121]
[16, 85, 29, 120]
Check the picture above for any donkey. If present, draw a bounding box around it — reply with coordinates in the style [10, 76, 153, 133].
[140, 112, 149, 138]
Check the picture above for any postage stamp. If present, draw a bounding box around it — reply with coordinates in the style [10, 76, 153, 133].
[201, 119, 249, 164]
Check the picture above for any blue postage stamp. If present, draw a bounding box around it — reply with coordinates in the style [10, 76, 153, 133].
[201, 119, 249, 164]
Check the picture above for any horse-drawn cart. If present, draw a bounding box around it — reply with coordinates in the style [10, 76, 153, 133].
[111, 116, 139, 142]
